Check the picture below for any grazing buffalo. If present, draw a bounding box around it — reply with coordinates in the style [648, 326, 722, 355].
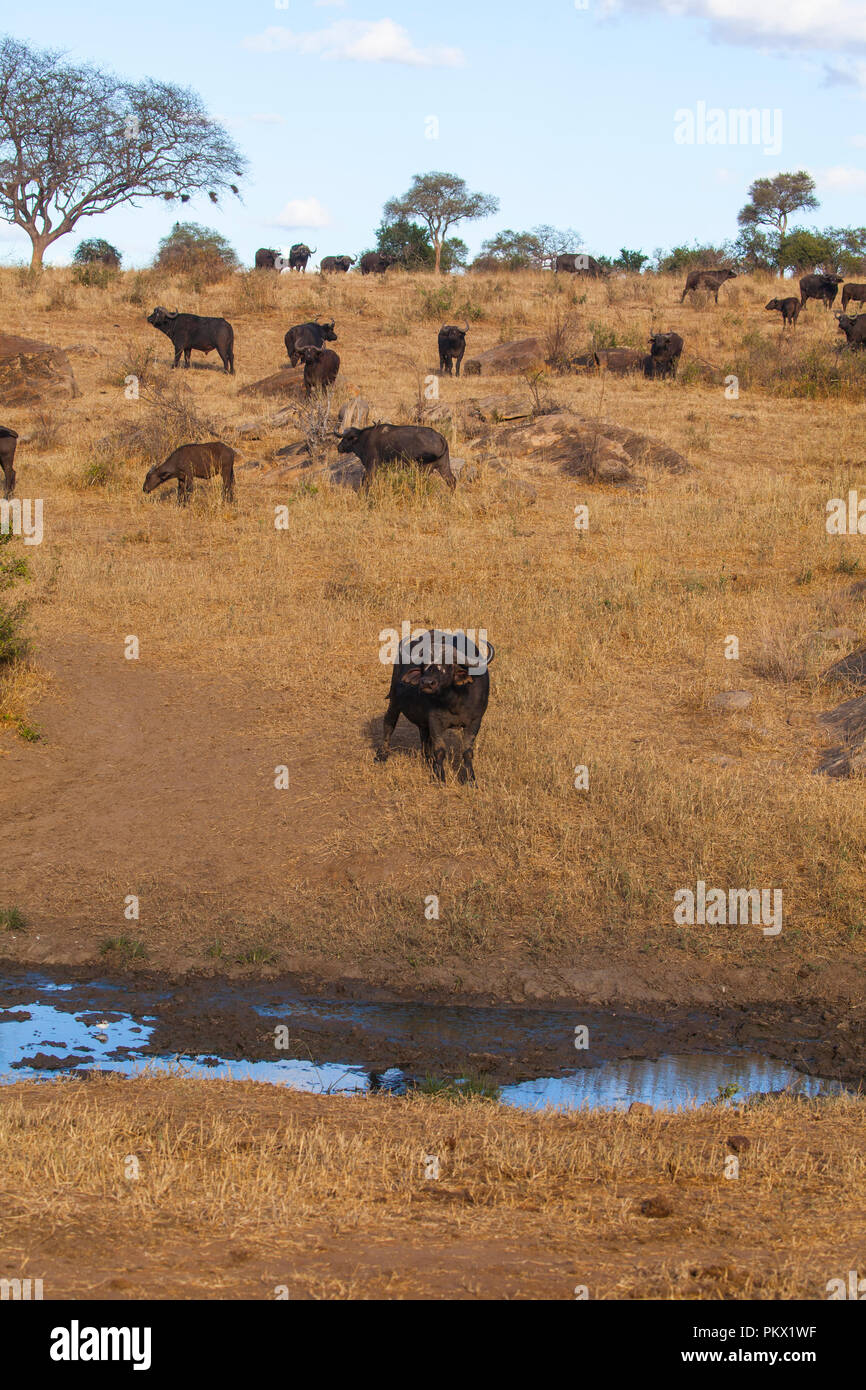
[147, 306, 235, 373]
[142, 442, 236, 505]
[438, 323, 469, 376]
[376, 628, 495, 784]
[359, 252, 397, 275]
[299, 345, 340, 395]
[254, 247, 285, 271]
[765, 297, 801, 328]
[555, 253, 607, 277]
[799, 273, 844, 311]
[337, 423, 456, 490]
[321, 255, 355, 274]
[835, 313, 866, 350]
[289, 243, 315, 273]
[680, 269, 737, 304]
[0, 426, 18, 498]
[284, 319, 337, 365]
[646, 331, 684, 378]
[841, 283, 866, 313]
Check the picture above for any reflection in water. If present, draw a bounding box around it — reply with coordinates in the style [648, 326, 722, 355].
[0, 990, 846, 1112]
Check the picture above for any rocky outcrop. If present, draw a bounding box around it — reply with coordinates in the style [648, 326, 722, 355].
[0, 334, 77, 406]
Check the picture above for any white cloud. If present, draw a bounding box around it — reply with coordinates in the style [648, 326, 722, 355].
[602, 0, 866, 51]
[819, 165, 866, 192]
[273, 197, 331, 229]
[244, 19, 464, 67]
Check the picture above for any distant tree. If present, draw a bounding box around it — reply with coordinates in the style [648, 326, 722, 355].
[530, 225, 583, 262]
[367, 219, 467, 272]
[73, 238, 121, 269]
[737, 171, 818, 238]
[612, 248, 648, 272]
[384, 172, 499, 273]
[478, 229, 545, 269]
[777, 228, 840, 276]
[653, 243, 732, 274]
[0, 36, 245, 269]
[153, 221, 240, 281]
[825, 225, 866, 276]
[731, 227, 777, 273]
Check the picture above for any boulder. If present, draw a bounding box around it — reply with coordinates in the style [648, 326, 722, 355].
[594, 348, 650, 375]
[337, 397, 372, 431]
[238, 366, 305, 399]
[816, 693, 866, 777]
[0, 334, 77, 406]
[821, 646, 866, 687]
[484, 410, 688, 484]
[462, 337, 545, 377]
[709, 691, 753, 713]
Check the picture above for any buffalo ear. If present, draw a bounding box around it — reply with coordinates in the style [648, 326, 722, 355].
[400, 668, 422, 686]
[453, 666, 473, 686]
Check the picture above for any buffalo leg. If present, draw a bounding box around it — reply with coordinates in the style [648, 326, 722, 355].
[222, 467, 235, 503]
[375, 700, 401, 762]
[2, 463, 14, 499]
[436, 454, 457, 490]
[458, 716, 484, 785]
[176, 471, 193, 505]
[173, 348, 182, 368]
[183, 349, 192, 368]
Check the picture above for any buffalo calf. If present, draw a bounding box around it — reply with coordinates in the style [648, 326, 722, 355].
[0, 426, 18, 498]
[647, 331, 684, 378]
[376, 629, 495, 784]
[765, 297, 801, 328]
[299, 345, 340, 395]
[142, 442, 236, 505]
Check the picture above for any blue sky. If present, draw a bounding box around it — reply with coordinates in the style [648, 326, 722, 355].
[2, 0, 865, 267]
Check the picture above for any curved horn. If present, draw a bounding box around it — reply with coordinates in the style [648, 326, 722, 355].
[482, 640, 495, 665]
[463, 321, 470, 333]
[310, 247, 317, 255]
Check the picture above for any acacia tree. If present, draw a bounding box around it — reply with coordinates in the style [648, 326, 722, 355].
[737, 171, 818, 239]
[0, 36, 246, 268]
[384, 172, 498, 273]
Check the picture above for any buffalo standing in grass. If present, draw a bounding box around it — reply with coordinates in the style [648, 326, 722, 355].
[841, 283, 866, 313]
[438, 323, 469, 376]
[321, 256, 355, 274]
[376, 629, 495, 784]
[142, 442, 236, 505]
[288, 243, 315, 273]
[298, 345, 340, 395]
[359, 252, 397, 275]
[680, 269, 737, 305]
[555, 254, 607, 277]
[255, 248, 285, 271]
[799, 273, 844, 311]
[0, 426, 18, 498]
[765, 297, 801, 328]
[147, 307, 235, 374]
[284, 319, 337, 366]
[337, 424, 456, 490]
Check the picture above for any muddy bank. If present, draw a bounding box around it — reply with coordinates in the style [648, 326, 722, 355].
[1, 962, 863, 1088]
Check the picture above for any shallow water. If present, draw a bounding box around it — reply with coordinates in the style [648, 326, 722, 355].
[0, 972, 847, 1110]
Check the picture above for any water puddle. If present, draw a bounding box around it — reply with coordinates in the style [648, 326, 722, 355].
[0, 971, 849, 1110]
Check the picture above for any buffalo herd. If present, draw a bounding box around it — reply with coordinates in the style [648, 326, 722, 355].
[7, 253, 866, 785]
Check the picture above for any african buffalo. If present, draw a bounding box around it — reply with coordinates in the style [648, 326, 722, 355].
[555, 253, 607, 277]
[284, 319, 337, 366]
[438, 323, 469, 376]
[680, 269, 737, 304]
[0, 426, 18, 499]
[765, 297, 801, 328]
[376, 628, 495, 784]
[337, 424, 456, 490]
[646, 331, 684, 378]
[147, 306, 235, 374]
[799, 273, 844, 311]
[321, 255, 355, 274]
[359, 252, 397, 275]
[835, 313, 866, 350]
[255, 247, 285, 271]
[142, 442, 236, 505]
[841, 283, 866, 313]
[298, 345, 340, 396]
[289, 243, 315, 273]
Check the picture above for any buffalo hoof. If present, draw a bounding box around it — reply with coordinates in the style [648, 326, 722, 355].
[374, 749, 389, 763]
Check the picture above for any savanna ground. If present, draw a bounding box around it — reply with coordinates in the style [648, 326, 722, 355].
[1, 1074, 864, 1300]
[1, 263, 865, 1004]
[2, 262, 865, 1301]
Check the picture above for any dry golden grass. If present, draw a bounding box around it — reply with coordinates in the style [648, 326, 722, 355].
[2, 265, 866, 981]
[0, 1073, 862, 1299]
